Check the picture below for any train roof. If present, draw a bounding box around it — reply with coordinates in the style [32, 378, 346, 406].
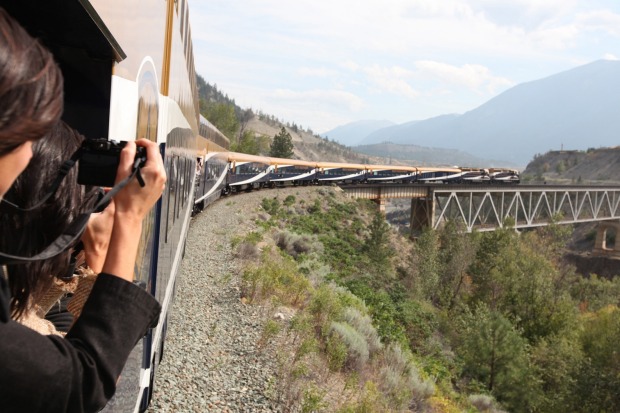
[316, 161, 370, 170]
[227, 152, 317, 168]
[364, 164, 418, 172]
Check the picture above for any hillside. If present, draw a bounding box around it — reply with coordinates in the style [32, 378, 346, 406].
[360, 60, 620, 166]
[197, 75, 375, 164]
[151, 185, 620, 413]
[521, 147, 620, 184]
[246, 115, 371, 163]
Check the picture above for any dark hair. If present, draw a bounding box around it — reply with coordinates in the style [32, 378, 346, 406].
[0, 121, 97, 318]
[0, 8, 63, 155]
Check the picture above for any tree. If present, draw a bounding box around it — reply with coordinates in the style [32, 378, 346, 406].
[409, 228, 440, 301]
[270, 127, 294, 158]
[572, 305, 620, 412]
[204, 102, 239, 140]
[456, 304, 537, 412]
[363, 212, 393, 268]
[237, 108, 254, 141]
[437, 221, 479, 311]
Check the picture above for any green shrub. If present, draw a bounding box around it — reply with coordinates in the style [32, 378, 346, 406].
[236, 242, 260, 260]
[241, 254, 311, 305]
[245, 231, 263, 244]
[335, 381, 384, 413]
[326, 333, 348, 371]
[261, 197, 280, 215]
[308, 283, 344, 334]
[378, 344, 435, 410]
[330, 321, 370, 370]
[301, 385, 327, 413]
[342, 307, 382, 355]
[284, 195, 296, 206]
[259, 319, 281, 348]
[308, 199, 322, 214]
[275, 230, 324, 258]
[469, 394, 501, 412]
[345, 280, 408, 345]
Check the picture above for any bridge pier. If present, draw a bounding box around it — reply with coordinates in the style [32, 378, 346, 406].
[593, 221, 620, 257]
[374, 198, 386, 213]
[410, 197, 434, 237]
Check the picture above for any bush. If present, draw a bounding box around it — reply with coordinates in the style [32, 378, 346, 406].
[236, 242, 260, 260]
[342, 307, 382, 355]
[378, 344, 435, 410]
[275, 230, 324, 258]
[259, 319, 281, 348]
[241, 254, 311, 305]
[326, 332, 348, 371]
[330, 321, 370, 371]
[261, 197, 280, 215]
[469, 394, 505, 412]
[308, 283, 344, 334]
[301, 385, 327, 413]
[284, 195, 296, 206]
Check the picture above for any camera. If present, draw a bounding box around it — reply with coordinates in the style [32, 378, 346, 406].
[78, 139, 147, 187]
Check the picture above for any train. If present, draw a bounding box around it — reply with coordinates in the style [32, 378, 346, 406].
[193, 147, 520, 213]
[1, 1, 519, 412]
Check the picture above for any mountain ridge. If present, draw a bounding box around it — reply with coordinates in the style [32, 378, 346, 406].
[357, 59, 620, 166]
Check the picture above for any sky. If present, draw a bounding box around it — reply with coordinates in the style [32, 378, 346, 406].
[188, 0, 620, 135]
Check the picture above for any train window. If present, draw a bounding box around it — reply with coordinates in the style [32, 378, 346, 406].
[183, 158, 189, 206]
[177, 158, 183, 212]
[184, 8, 190, 56]
[179, 0, 185, 39]
[164, 156, 173, 243]
[173, 156, 180, 223]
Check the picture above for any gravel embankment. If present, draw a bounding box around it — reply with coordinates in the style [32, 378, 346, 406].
[146, 190, 293, 413]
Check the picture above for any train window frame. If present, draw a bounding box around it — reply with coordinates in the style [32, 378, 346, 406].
[178, 157, 185, 217]
[173, 156, 180, 224]
[179, 0, 185, 40]
[164, 157, 173, 243]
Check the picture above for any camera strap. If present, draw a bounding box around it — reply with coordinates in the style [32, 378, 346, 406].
[0, 157, 145, 265]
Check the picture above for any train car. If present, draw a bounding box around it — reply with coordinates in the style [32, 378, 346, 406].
[489, 168, 521, 184]
[194, 117, 230, 213]
[268, 157, 318, 186]
[366, 165, 419, 183]
[418, 166, 482, 183]
[316, 162, 370, 183]
[1, 1, 205, 411]
[226, 152, 274, 192]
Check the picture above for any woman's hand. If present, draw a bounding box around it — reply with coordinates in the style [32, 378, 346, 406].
[102, 139, 166, 282]
[81, 198, 115, 273]
[112, 140, 167, 222]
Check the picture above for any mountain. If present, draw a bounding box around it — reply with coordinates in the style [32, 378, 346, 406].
[321, 119, 395, 147]
[360, 60, 620, 166]
[353, 142, 514, 167]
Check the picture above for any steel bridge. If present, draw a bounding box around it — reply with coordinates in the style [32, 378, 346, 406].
[340, 184, 620, 235]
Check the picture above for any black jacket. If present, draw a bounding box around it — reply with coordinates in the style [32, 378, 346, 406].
[0, 272, 161, 412]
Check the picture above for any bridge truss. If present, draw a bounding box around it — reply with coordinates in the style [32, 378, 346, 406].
[431, 186, 620, 231]
[340, 184, 620, 232]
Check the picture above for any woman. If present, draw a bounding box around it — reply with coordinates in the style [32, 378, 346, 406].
[0, 121, 113, 334]
[0, 7, 166, 413]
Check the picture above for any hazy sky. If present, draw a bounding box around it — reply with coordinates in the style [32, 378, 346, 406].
[188, 0, 620, 134]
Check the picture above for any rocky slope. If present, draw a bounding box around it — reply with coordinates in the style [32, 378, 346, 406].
[521, 147, 620, 184]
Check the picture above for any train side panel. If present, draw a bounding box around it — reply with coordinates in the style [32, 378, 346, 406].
[89, 0, 198, 411]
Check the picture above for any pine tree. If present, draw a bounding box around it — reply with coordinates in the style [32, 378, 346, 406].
[270, 127, 294, 158]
